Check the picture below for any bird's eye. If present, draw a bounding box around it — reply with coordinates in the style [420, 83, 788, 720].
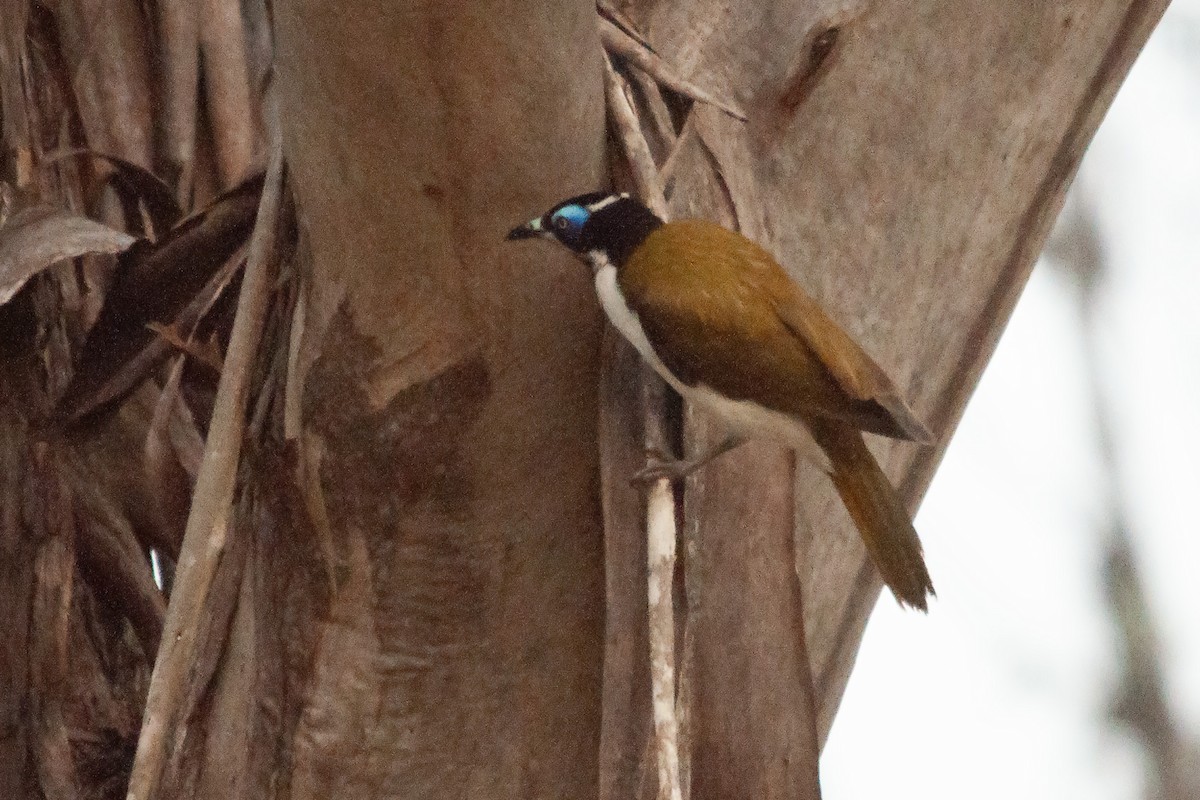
[549, 204, 589, 246]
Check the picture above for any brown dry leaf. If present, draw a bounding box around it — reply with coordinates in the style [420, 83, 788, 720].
[146, 321, 225, 372]
[55, 252, 243, 425]
[143, 357, 194, 558]
[101, 171, 263, 315]
[55, 172, 264, 424]
[74, 491, 168, 659]
[166, 378, 207, 479]
[46, 149, 184, 234]
[0, 204, 136, 306]
[597, 0, 656, 52]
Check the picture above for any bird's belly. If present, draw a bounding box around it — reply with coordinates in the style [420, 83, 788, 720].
[595, 264, 831, 471]
[683, 384, 830, 471]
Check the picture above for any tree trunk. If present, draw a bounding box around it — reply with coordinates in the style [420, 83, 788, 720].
[226, 3, 611, 797]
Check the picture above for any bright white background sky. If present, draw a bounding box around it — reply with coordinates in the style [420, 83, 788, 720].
[823, 3, 1200, 797]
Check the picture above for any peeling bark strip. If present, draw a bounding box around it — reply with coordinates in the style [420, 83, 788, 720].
[685, 446, 822, 800]
[55, 0, 157, 168]
[73, 483, 167, 655]
[598, 331, 655, 800]
[41, 148, 185, 233]
[600, 46, 686, 800]
[126, 147, 285, 800]
[29, 451, 79, 800]
[600, 16, 748, 122]
[647, 479, 682, 800]
[0, 205, 135, 305]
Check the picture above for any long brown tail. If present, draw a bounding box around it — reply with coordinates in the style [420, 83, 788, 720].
[808, 419, 935, 610]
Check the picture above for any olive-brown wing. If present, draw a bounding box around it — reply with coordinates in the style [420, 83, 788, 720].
[620, 220, 931, 442]
[767, 277, 932, 443]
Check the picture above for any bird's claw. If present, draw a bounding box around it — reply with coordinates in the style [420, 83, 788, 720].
[630, 449, 691, 486]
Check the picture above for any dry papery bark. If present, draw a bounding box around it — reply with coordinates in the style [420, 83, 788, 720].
[0, 1, 1170, 799]
[0, 1, 267, 799]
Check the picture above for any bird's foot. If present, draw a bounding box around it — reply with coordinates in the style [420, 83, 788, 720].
[629, 434, 748, 486]
[630, 448, 696, 486]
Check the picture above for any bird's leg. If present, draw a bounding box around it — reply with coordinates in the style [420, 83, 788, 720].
[631, 433, 748, 485]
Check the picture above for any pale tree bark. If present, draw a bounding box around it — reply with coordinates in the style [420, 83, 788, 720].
[0, 1, 1171, 799]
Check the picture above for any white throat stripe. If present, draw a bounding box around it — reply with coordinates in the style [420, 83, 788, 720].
[587, 194, 625, 213]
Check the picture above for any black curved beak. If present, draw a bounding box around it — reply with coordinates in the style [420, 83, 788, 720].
[506, 218, 543, 241]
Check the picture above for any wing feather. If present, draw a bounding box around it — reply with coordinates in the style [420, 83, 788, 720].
[620, 221, 932, 443]
[769, 284, 932, 443]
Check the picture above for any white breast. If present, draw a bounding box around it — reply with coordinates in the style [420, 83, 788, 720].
[593, 262, 830, 471]
[594, 263, 688, 394]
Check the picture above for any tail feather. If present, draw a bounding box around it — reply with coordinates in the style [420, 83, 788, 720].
[808, 420, 934, 610]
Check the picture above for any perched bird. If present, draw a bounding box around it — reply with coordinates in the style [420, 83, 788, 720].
[507, 192, 935, 609]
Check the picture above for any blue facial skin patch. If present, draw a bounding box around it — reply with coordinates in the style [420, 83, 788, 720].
[550, 203, 590, 247]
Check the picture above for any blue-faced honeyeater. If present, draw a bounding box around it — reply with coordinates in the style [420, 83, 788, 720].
[507, 192, 935, 610]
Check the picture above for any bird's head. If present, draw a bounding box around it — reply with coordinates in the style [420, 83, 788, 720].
[506, 192, 663, 271]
